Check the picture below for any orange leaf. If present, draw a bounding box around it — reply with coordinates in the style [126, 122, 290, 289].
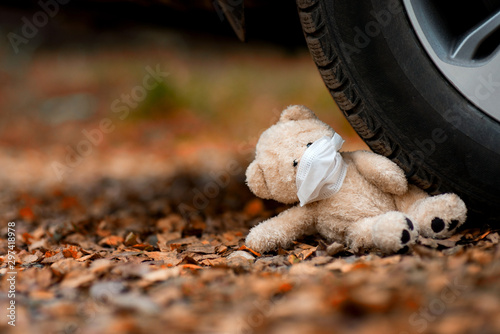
[62, 245, 80, 258]
[99, 235, 124, 247]
[19, 207, 34, 220]
[278, 282, 293, 293]
[181, 264, 203, 270]
[476, 231, 491, 241]
[22, 232, 34, 245]
[44, 250, 58, 258]
[62, 249, 73, 258]
[351, 263, 370, 271]
[131, 244, 155, 251]
[238, 245, 261, 257]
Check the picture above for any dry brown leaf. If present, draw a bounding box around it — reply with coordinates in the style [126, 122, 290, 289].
[77, 252, 102, 262]
[288, 254, 300, 265]
[215, 244, 228, 254]
[146, 251, 182, 267]
[297, 246, 317, 260]
[28, 238, 49, 251]
[141, 267, 181, 283]
[99, 235, 124, 247]
[185, 245, 216, 254]
[51, 258, 86, 276]
[42, 251, 64, 264]
[199, 258, 228, 267]
[192, 253, 221, 262]
[124, 232, 139, 246]
[21, 253, 40, 265]
[326, 242, 347, 256]
[227, 251, 254, 261]
[60, 271, 95, 288]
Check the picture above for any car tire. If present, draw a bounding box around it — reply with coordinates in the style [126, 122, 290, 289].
[296, 0, 500, 224]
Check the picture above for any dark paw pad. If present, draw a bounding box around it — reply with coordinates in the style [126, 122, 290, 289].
[448, 219, 459, 231]
[405, 218, 414, 231]
[397, 246, 409, 254]
[431, 217, 445, 232]
[401, 230, 410, 244]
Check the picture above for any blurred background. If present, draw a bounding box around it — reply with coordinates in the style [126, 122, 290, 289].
[0, 0, 366, 188]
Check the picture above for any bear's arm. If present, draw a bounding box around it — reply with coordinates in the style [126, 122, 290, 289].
[350, 150, 408, 195]
[245, 206, 314, 253]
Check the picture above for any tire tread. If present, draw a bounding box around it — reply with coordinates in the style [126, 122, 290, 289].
[297, 0, 440, 194]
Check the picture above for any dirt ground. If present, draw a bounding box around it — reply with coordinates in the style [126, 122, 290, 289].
[1, 24, 500, 334]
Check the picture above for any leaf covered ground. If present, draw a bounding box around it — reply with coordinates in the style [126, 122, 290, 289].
[0, 24, 499, 334]
[1, 166, 499, 334]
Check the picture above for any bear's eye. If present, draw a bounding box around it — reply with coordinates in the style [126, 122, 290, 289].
[307, 142, 313, 147]
[293, 160, 298, 167]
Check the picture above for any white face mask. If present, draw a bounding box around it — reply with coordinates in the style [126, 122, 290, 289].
[296, 134, 347, 206]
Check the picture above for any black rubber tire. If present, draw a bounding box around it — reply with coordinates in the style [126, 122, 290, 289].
[296, 0, 500, 225]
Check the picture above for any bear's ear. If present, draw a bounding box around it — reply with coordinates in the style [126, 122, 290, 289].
[279, 105, 317, 122]
[246, 161, 272, 199]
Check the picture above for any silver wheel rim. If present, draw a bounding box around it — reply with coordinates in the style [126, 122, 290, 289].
[403, 0, 500, 122]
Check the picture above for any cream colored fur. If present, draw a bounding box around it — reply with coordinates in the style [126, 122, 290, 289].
[245, 105, 467, 254]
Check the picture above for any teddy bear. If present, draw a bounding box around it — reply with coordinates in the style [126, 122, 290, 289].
[245, 105, 467, 254]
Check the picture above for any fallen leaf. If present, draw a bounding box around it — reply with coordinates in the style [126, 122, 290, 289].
[297, 247, 317, 260]
[62, 245, 81, 259]
[131, 243, 155, 251]
[200, 258, 228, 267]
[51, 258, 85, 276]
[192, 253, 221, 262]
[42, 251, 64, 264]
[77, 252, 102, 262]
[142, 267, 181, 283]
[238, 245, 261, 257]
[185, 245, 216, 254]
[181, 264, 203, 270]
[19, 206, 35, 220]
[99, 235, 124, 247]
[124, 232, 139, 246]
[227, 250, 255, 261]
[29, 238, 48, 251]
[61, 271, 95, 288]
[22, 232, 34, 245]
[326, 242, 347, 256]
[21, 253, 40, 264]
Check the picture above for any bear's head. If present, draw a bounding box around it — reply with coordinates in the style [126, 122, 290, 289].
[246, 105, 334, 204]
